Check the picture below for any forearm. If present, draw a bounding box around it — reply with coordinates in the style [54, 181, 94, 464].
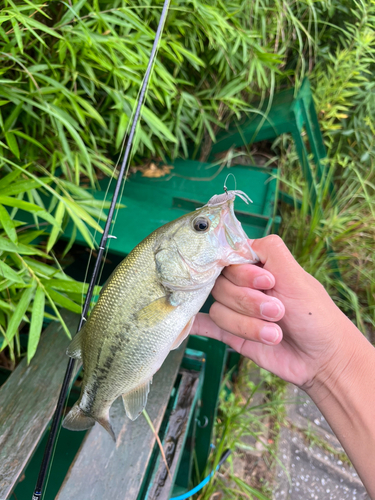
[306, 319, 375, 498]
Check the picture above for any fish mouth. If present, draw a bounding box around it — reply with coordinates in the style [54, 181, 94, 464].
[215, 202, 259, 264]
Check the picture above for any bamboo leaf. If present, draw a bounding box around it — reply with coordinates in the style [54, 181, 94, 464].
[0, 298, 16, 313]
[0, 177, 52, 197]
[11, 18, 23, 53]
[12, 130, 49, 153]
[115, 113, 129, 150]
[0, 195, 45, 212]
[3, 284, 35, 347]
[56, 0, 87, 27]
[0, 195, 59, 229]
[47, 200, 65, 252]
[4, 103, 23, 132]
[21, 15, 62, 40]
[63, 197, 103, 232]
[63, 204, 95, 250]
[27, 287, 45, 363]
[140, 106, 177, 143]
[5, 132, 20, 159]
[76, 96, 107, 128]
[0, 170, 23, 190]
[0, 205, 17, 243]
[22, 257, 65, 279]
[34, 210, 60, 229]
[0, 236, 48, 257]
[45, 287, 81, 314]
[44, 278, 100, 295]
[0, 260, 25, 283]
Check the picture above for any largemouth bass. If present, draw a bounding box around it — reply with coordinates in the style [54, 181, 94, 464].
[62, 190, 258, 440]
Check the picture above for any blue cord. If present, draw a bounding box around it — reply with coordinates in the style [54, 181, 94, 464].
[171, 468, 217, 500]
[171, 449, 231, 500]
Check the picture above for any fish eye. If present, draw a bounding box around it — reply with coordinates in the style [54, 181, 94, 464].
[193, 217, 210, 233]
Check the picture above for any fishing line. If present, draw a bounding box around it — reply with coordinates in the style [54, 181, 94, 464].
[32, 1, 171, 498]
[82, 2, 169, 309]
[90, 4, 169, 305]
[80, 56, 144, 310]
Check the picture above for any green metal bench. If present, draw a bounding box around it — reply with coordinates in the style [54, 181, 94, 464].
[209, 78, 326, 193]
[64, 158, 280, 254]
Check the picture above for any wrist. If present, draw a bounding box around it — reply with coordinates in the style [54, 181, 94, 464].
[303, 319, 375, 497]
[304, 315, 367, 403]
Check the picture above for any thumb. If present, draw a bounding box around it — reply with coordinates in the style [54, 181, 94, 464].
[251, 235, 305, 283]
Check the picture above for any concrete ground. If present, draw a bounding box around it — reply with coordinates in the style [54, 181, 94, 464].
[229, 382, 370, 499]
[273, 386, 369, 500]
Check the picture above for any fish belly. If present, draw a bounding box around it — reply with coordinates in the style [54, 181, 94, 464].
[81, 283, 213, 423]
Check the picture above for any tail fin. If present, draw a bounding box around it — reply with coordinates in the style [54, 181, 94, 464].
[62, 403, 116, 442]
[63, 404, 95, 432]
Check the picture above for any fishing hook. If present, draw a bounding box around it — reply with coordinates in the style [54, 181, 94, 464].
[223, 172, 237, 193]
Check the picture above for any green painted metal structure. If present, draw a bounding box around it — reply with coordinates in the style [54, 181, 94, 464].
[63, 159, 280, 254]
[209, 78, 327, 191]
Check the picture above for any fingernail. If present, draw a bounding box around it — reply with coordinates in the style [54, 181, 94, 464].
[260, 301, 282, 319]
[253, 275, 273, 289]
[260, 325, 280, 344]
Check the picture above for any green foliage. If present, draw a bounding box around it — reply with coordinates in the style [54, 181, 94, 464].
[276, 0, 375, 328]
[0, 164, 107, 360]
[279, 160, 374, 329]
[0, 0, 374, 362]
[0, 0, 320, 362]
[195, 361, 285, 499]
[0, 0, 311, 168]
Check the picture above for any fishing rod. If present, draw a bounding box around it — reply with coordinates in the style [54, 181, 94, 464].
[32, 1, 171, 498]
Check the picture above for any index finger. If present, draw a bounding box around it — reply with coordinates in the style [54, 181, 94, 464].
[222, 263, 276, 290]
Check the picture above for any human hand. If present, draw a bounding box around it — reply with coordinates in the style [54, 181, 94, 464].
[192, 235, 359, 390]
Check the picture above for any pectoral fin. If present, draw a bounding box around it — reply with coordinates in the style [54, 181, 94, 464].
[170, 316, 195, 351]
[136, 296, 176, 325]
[66, 328, 84, 359]
[122, 379, 152, 421]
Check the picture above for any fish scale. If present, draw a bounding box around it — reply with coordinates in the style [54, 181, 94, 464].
[62, 191, 258, 441]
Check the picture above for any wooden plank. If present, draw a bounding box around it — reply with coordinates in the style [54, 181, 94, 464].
[0, 311, 79, 499]
[56, 340, 187, 500]
[147, 370, 200, 500]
